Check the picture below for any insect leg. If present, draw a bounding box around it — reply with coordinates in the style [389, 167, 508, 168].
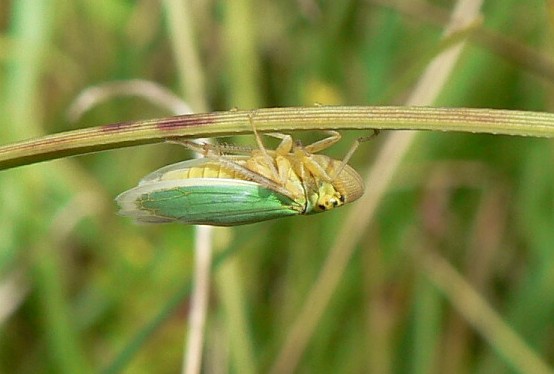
[166, 138, 214, 156]
[248, 112, 281, 182]
[259, 133, 295, 155]
[167, 138, 254, 156]
[298, 150, 334, 182]
[303, 131, 341, 154]
[212, 156, 294, 199]
[267, 131, 342, 185]
[330, 129, 380, 180]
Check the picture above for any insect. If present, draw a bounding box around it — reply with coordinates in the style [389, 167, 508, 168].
[116, 120, 377, 226]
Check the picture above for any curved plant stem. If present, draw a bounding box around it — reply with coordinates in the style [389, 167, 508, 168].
[1, 105, 554, 171]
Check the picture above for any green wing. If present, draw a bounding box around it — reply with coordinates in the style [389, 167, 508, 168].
[116, 178, 303, 226]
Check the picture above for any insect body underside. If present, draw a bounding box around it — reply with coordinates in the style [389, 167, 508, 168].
[116, 133, 366, 226]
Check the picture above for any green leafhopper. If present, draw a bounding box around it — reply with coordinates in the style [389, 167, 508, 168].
[116, 125, 375, 226]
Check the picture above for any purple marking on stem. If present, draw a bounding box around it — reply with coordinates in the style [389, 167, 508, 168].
[99, 114, 216, 134]
[101, 121, 138, 132]
[156, 114, 215, 131]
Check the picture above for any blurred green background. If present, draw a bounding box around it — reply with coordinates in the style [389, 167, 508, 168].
[1, 0, 554, 373]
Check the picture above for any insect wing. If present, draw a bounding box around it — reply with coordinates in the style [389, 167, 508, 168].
[116, 178, 301, 226]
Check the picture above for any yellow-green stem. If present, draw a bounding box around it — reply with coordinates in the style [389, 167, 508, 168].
[1, 106, 553, 170]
